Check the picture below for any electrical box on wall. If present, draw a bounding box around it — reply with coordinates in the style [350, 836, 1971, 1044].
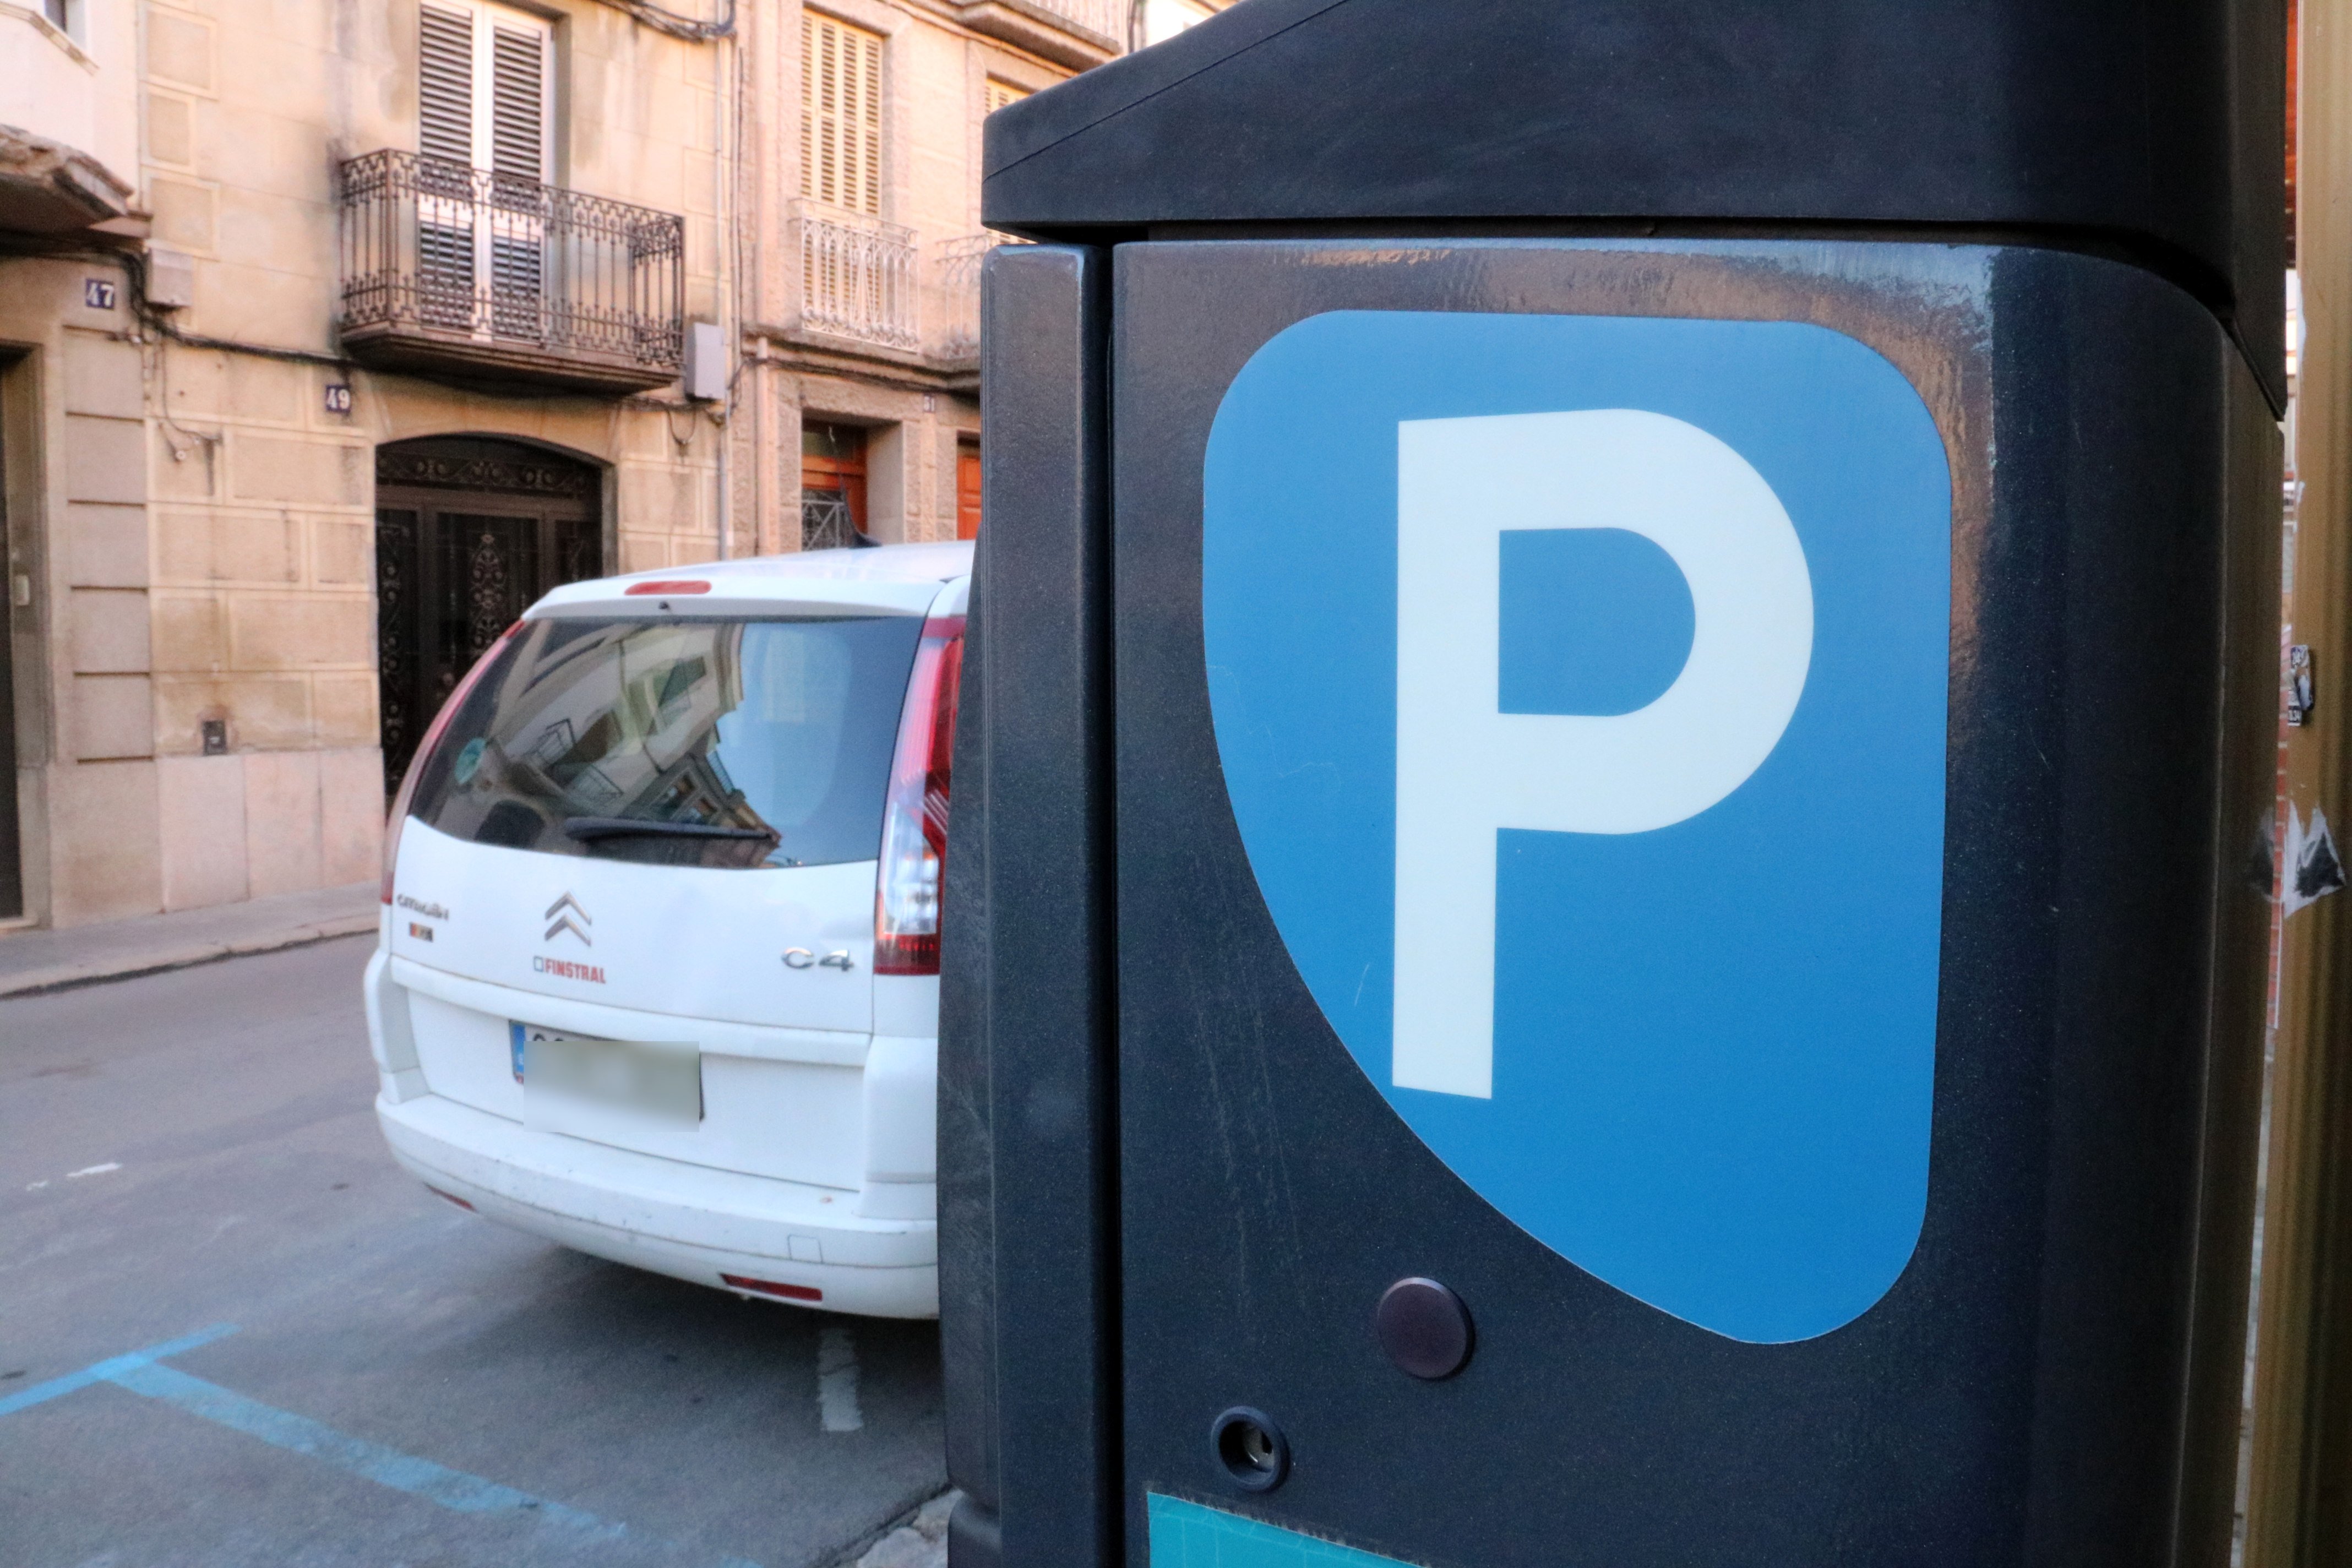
[145, 248, 194, 311]
[683, 320, 726, 402]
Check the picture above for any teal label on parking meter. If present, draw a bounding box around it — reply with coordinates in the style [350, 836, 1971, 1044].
[1149, 1494, 1424, 1567]
[1202, 311, 1951, 1344]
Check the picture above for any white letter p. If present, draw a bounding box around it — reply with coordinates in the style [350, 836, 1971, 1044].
[1392, 410, 1815, 1098]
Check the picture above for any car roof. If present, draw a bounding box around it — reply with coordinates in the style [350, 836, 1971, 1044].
[530, 541, 974, 619]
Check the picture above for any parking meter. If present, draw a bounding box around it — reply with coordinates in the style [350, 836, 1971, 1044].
[943, 3, 2285, 1564]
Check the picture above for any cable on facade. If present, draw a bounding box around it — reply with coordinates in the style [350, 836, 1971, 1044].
[74, 244, 357, 463]
[589, 0, 734, 43]
[145, 334, 214, 467]
[72, 247, 355, 373]
[50, 247, 230, 465]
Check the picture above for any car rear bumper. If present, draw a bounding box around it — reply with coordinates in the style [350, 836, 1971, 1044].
[378, 1091, 938, 1319]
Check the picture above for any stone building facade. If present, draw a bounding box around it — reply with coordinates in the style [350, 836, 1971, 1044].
[1, 0, 1218, 931]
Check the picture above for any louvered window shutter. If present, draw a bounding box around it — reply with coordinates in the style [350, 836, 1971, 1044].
[489, 22, 547, 181]
[984, 78, 1028, 116]
[416, 0, 550, 176]
[802, 10, 883, 215]
[418, 4, 474, 165]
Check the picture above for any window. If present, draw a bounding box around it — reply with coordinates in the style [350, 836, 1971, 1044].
[984, 78, 1028, 116]
[416, 0, 554, 334]
[406, 614, 926, 869]
[418, 0, 552, 178]
[802, 10, 883, 215]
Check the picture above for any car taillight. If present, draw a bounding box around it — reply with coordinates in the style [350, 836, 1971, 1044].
[874, 615, 965, 975]
[381, 622, 524, 904]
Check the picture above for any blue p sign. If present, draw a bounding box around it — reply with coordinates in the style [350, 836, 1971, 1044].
[1203, 311, 1951, 1343]
[1395, 409, 1816, 1098]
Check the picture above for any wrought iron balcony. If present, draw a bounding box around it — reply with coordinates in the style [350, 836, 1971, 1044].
[795, 204, 920, 354]
[956, 0, 1122, 67]
[934, 232, 1031, 368]
[336, 151, 685, 395]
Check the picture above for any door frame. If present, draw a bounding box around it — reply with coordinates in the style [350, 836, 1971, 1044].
[801, 419, 869, 549]
[374, 435, 604, 794]
[0, 345, 43, 925]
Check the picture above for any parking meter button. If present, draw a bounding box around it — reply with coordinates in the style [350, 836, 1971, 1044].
[1376, 1277, 1473, 1380]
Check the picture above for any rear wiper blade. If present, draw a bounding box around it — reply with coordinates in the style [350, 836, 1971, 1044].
[563, 816, 774, 842]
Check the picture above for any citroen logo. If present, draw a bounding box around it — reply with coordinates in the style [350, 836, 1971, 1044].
[543, 892, 593, 946]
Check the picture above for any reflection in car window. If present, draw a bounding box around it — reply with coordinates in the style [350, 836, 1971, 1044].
[407, 616, 924, 869]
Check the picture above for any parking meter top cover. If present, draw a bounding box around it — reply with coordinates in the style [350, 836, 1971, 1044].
[982, 0, 2284, 411]
[1201, 309, 1951, 1346]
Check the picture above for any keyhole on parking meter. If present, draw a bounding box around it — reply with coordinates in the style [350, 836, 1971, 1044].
[1210, 1406, 1289, 1491]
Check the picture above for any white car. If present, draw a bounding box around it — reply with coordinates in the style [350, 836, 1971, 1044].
[363, 542, 971, 1318]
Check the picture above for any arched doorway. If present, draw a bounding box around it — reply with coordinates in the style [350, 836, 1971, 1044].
[374, 435, 603, 792]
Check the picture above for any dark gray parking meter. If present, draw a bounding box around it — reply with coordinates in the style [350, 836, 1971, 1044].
[941, 3, 2285, 1564]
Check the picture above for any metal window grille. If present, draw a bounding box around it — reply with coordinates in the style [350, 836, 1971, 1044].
[337, 151, 685, 374]
[801, 490, 860, 552]
[796, 204, 918, 351]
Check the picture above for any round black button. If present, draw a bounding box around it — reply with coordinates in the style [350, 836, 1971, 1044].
[1376, 1276, 1473, 1379]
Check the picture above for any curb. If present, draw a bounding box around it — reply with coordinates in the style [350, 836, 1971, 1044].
[835, 1487, 957, 1568]
[0, 915, 380, 1000]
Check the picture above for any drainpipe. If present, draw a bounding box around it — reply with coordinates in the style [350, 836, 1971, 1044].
[712, 29, 733, 559]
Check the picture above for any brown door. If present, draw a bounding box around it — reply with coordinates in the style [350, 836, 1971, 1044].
[802, 421, 868, 551]
[956, 444, 981, 540]
[375, 437, 602, 794]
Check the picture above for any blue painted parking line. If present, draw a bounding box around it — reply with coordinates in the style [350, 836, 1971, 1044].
[0, 1323, 238, 1418]
[1, 1326, 763, 1568]
[111, 1359, 630, 1537]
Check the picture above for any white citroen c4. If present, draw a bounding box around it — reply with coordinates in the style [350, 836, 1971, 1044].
[363, 542, 970, 1317]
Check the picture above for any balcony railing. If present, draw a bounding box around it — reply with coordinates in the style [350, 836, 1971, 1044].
[935, 232, 1032, 367]
[796, 204, 920, 353]
[1008, 0, 1121, 41]
[336, 150, 685, 394]
[955, 0, 1121, 68]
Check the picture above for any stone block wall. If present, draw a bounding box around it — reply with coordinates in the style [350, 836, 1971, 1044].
[0, 260, 396, 928]
[0, 0, 1188, 929]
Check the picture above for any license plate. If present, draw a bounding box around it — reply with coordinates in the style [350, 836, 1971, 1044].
[510, 1022, 702, 1125]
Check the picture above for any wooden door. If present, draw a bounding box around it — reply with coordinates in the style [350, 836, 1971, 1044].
[802, 421, 869, 550]
[957, 444, 981, 540]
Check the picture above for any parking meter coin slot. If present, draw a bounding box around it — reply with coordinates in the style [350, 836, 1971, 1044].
[1210, 1407, 1289, 1492]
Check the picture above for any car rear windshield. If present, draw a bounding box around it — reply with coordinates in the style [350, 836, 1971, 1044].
[406, 615, 925, 869]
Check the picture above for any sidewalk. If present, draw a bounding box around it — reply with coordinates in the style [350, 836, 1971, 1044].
[0, 882, 379, 999]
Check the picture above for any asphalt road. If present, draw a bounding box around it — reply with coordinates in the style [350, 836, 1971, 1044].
[0, 935, 945, 1568]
